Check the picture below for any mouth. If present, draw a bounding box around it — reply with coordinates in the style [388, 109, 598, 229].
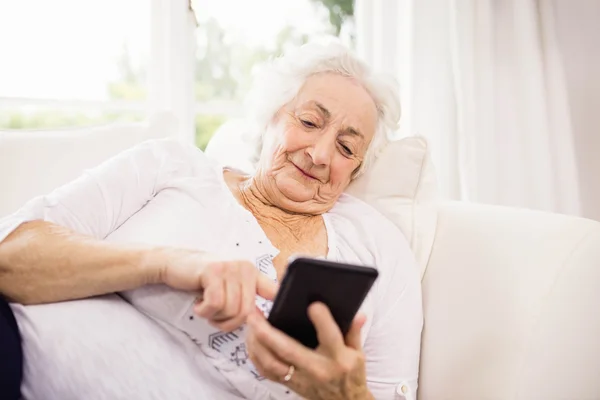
[292, 163, 318, 180]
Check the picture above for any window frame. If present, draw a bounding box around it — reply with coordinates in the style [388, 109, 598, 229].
[0, 0, 240, 144]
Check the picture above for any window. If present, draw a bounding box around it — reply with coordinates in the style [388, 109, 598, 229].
[191, 0, 355, 149]
[0, 0, 356, 150]
[0, 0, 150, 129]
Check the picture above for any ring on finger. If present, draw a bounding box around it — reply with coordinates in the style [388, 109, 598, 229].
[283, 365, 295, 382]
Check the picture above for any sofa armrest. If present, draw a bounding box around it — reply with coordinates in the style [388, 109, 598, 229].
[0, 113, 175, 218]
[418, 201, 600, 399]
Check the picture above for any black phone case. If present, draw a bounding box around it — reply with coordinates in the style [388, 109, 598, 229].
[267, 257, 379, 349]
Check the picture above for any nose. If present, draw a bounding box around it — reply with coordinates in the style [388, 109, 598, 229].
[306, 133, 335, 167]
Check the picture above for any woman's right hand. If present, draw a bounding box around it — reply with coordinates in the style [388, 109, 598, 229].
[154, 248, 279, 332]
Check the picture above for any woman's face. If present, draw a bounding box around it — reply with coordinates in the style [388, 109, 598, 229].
[257, 73, 378, 215]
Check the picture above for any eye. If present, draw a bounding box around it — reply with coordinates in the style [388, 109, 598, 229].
[301, 119, 317, 128]
[339, 142, 353, 156]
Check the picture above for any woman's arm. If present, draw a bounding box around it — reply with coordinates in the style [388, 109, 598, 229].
[0, 139, 199, 304]
[0, 220, 161, 304]
[0, 138, 278, 332]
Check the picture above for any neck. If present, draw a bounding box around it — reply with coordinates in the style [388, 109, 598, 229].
[238, 176, 315, 227]
[226, 170, 327, 260]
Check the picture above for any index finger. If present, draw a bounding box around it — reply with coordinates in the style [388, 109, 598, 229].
[256, 273, 279, 301]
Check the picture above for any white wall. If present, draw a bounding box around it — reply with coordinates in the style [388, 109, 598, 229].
[553, 0, 600, 221]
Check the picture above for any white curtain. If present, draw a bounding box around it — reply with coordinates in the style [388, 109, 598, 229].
[355, 0, 581, 215]
[148, 0, 197, 143]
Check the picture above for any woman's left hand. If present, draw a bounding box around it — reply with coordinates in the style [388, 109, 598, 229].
[246, 302, 372, 400]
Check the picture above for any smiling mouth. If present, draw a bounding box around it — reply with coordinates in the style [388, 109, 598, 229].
[293, 163, 318, 180]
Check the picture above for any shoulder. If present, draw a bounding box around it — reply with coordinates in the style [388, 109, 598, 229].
[127, 137, 207, 163]
[329, 193, 418, 285]
[119, 138, 218, 178]
[331, 195, 421, 319]
[330, 193, 408, 254]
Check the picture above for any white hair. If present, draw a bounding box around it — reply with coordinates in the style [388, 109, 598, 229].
[243, 40, 401, 178]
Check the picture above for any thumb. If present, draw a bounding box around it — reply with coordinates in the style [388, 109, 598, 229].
[345, 312, 367, 350]
[256, 273, 279, 301]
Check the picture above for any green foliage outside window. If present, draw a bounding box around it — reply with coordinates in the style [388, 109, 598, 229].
[195, 114, 227, 150]
[311, 0, 354, 36]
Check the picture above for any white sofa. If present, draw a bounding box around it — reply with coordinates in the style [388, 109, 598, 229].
[0, 114, 175, 218]
[420, 201, 600, 399]
[1, 117, 599, 399]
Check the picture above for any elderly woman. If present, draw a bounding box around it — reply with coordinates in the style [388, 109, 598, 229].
[0, 43, 422, 400]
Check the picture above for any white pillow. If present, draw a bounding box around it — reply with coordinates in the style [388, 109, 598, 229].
[345, 136, 438, 276]
[205, 121, 438, 276]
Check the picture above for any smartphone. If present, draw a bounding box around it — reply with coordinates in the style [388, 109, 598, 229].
[267, 257, 379, 349]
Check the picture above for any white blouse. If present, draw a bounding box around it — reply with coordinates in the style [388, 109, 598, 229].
[0, 138, 422, 400]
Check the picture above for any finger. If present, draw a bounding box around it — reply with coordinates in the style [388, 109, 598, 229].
[246, 328, 290, 381]
[215, 278, 241, 320]
[210, 315, 244, 332]
[239, 267, 257, 320]
[307, 302, 345, 356]
[194, 277, 225, 319]
[247, 311, 328, 374]
[216, 263, 258, 326]
[256, 273, 279, 301]
[345, 312, 367, 350]
[209, 280, 246, 332]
